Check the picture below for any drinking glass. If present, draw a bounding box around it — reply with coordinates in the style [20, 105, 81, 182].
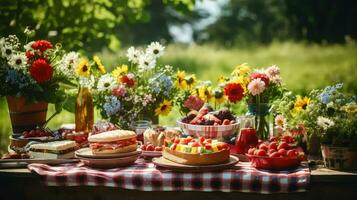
[235, 115, 258, 154]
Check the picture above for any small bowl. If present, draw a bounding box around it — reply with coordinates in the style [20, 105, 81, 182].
[177, 120, 239, 139]
[246, 154, 301, 170]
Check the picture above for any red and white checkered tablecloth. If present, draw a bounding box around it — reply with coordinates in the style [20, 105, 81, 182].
[28, 158, 310, 194]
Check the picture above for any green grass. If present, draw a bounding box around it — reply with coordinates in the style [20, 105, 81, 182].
[1, 42, 357, 155]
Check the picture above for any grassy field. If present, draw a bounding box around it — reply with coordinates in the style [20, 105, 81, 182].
[1, 42, 356, 155]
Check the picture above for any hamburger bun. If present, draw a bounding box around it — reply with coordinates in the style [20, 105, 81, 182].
[163, 148, 230, 165]
[88, 130, 136, 143]
[92, 144, 137, 155]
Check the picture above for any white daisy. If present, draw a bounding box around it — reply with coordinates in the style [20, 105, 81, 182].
[0, 37, 5, 48]
[317, 116, 335, 130]
[274, 114, 287, 130]
[24, 41, 35, 51]
[1, 45, 14, 60]
[138, 53, 156, 72]
[146, 41, 165, 58]
[58, 51, 80, 76]
[97, 74, 116, 92]
[126, 47, 142, 64]
[8, 53, 27, 70]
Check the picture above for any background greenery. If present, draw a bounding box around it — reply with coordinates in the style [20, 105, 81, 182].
[1, 0, 357, 155]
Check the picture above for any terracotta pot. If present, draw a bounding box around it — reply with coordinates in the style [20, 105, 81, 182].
[6, 96, 48, 135]
[321, 145, 357, 170]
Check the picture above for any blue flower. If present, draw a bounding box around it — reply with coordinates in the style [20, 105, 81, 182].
[103, 96, 121, 116]
[319, 92, 331, 104]
[149, 74, 173, 96]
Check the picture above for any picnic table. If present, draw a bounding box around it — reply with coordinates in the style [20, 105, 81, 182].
[1, 160, 357, 200]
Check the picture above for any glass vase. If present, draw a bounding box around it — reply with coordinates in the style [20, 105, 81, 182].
[247, 103, 270, 141]
[75, 79, 94, 132]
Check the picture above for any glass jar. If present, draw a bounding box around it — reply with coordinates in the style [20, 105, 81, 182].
[133, 120, 152, 142]
[235, 115, 258, 154]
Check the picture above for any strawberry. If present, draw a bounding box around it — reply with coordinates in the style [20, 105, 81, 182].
[154, 146, 162, 151]
[205, 138, 212, 143]
[205, 144, 212, 150]
[199, 137, 205, 143]
[278, 149, 287, 157]
[173, 138, 180, 144]
[287, 150, 297, 158]
[256, 149, 267, 156]
[277, 142, 290, 150]
[141, 145, 147, 151]
[269, 152, 281, 158]
[282, 135, 294, 144]
[170, 143, 177, 150]
[268, 149, 276, 155]
[191, 142, 200, 147]
[186, 136, 193, 143]
[248, 148, 256, 155]
[170, 138, 175, 143]
[269, 141, 278, 150]
[146, 144, 155, 151]
[223, 119, 230, 125]
[259, 143, 269, 151]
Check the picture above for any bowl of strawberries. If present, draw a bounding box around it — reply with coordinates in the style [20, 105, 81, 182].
[246, 135, 305, 170]
[177, 106, 239, 139]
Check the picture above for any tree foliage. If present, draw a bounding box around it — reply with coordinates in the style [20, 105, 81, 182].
[0, 0, 195, 52]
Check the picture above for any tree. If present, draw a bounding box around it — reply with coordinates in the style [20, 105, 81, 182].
[0, 0, 195, 52]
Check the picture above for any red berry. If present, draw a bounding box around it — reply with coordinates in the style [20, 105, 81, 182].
[259, 143, 269, 151]
[170, 143, 177, 150]
[282, 135, 294, 143]
[268, 149, 276, 155]
[146, 144, 155, 151]
[256, 149, 267, 156]
[287, 150, 297, 158]
[170, 138, 175, 143]
[269, 141, 278, 150]
[269, 152, 281, 158]
[223, 119, 230, 125]
[199, 137, 205, 143]
[248, 148, 256, 155]
[278, 149, 287, 156]
[205, 144, 212, 150]
[141, 145, 146, 150]
[174, 138, 180, 144]
[186, 136, 193, 143]
[154, 146, 162, 151]
[278, 142, 290, 150]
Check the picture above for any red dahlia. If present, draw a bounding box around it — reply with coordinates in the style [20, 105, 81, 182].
[119, 75, 135, 87]
[224, 83, 244, 103]
[250, 72, 269, 86]
[30, 58, 53, 83]
[31, 40, 53, 52]
[25, 51, 34, 60]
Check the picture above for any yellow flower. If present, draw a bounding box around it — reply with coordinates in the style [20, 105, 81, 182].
[175, 71, 187, 90]
[213, 89, 226, 104]
[185, 74, 196, 88]
[155, 100, 173, 116]
[76, 58, 91, 77]
[112, 64, 128, 79]
[231, 76, 249, 93]
[231, 63, 251, 77]
[343, 103, 357, 113]
[217, 75, 226, 84]
[293, 96, 311, 113]
[93, 56, 106, 74]
[198, 86, 213, 102]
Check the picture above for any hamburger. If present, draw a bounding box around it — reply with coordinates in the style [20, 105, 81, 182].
[88, 130, 137, 155]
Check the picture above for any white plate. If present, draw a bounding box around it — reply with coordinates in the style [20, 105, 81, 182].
[0, 158, 79, 168]
[141, 150, 162, 157]
[75, 148, 142, 159]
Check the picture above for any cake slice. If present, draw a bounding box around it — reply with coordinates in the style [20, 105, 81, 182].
[29, 140, 78, 159]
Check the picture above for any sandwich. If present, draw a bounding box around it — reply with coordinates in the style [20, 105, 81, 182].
[29, 140, 78, 159]
[88, 130, 137, 155]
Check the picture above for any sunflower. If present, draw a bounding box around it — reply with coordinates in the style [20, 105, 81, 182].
[185, 74, 196, 88]
[213, 89, 226, 104]
[231, 63, 251, 77]
[293, 96, 311, 113]
[198, 86, 213, 102]
[76, 58, 91, 77]
[175, 71, 187, 89]
[93, 56, 106, 74]
[112, 64, 128, 81]
[155, 100, 173, 116]
[217, 75, 226, 84]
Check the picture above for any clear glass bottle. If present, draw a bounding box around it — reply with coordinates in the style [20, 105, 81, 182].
[75, 78, 94, 132]
[235, 115, 258, 154]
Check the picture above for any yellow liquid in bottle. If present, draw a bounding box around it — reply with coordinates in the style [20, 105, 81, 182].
[75, 87, 94, 132]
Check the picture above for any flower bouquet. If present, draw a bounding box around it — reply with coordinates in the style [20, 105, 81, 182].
[0, 33, 74, 133]
[95, 42, 177, 129]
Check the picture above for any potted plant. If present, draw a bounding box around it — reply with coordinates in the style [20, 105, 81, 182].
[0, 32, 74, 135]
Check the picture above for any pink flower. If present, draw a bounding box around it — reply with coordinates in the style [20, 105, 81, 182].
[111, 85, 127, 97]
[184, 95, 204, 111]
[247, 78, 266, 96]
[266, 65, 280, 78]
[250, 72, 269, 86]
